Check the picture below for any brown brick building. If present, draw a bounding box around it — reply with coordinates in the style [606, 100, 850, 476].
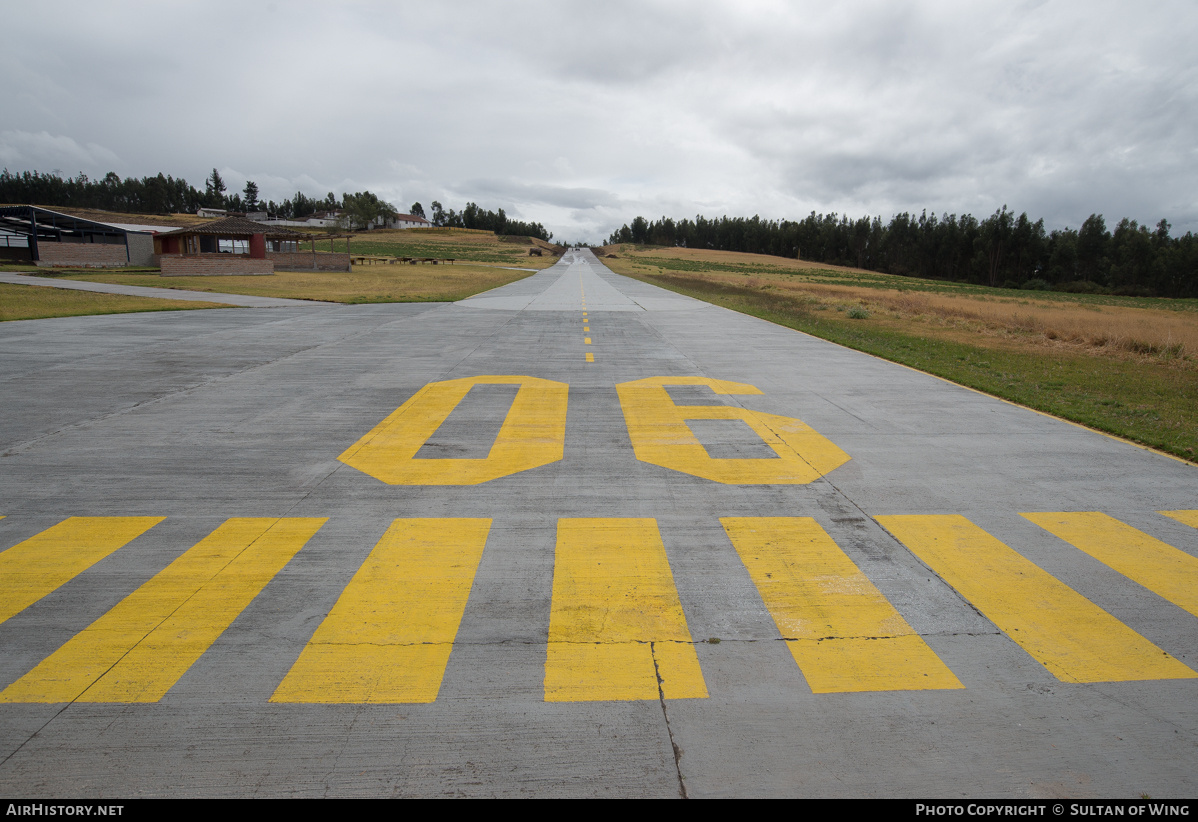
[153, 216, 350, 275]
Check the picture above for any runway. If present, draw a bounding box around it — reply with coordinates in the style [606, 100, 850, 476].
[1, 249, 1195, 797]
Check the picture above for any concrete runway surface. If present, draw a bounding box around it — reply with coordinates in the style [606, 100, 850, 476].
[1, 249, 1196, 797]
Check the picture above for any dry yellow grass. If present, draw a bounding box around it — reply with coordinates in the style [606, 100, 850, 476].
[744, 278, 1197, 362]
[60, 263, 534, 304]
[883, 290, 1194, 357]
[0, 282, 227, 322]
[599, 245, 1197, 366]
[603, 244, 872, 274]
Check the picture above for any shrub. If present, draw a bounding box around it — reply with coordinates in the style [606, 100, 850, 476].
[1055, 280, 1108, 294]
[1111, 284, 1156, 297]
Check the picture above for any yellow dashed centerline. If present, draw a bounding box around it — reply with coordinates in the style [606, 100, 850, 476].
[582, 294, 594, 360]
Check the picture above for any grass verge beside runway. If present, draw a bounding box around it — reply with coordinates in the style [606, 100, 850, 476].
[599, 245, 1198, 463]
[0, 282, 229, 322]
[19, 263, 536, 305]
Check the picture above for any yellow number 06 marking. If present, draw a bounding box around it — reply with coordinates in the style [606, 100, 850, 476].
[338, 375, 568, 485]
[617, 377, 849, 484]
[339, 375, 847, 486]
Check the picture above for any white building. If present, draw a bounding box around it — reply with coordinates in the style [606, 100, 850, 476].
[252, 210, 433, 230]
[391, 213, 432, 229]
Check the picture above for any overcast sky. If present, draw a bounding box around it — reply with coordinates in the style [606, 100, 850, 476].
[3, 1, 1197, 242]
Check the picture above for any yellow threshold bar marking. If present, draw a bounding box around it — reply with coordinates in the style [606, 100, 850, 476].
[1023, 512, 1198, 620]
[585, 353, 594, 362]
[877, 515, 1194, 683]
[545, 518, 707, 702]
[272, 518, 490, 704]
[2, 518, 325, 703]
[1160, 510, 1198, 530]
[0, 517, 163, 627]
[722, 518, 961, 693]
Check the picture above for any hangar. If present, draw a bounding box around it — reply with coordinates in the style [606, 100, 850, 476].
[0, 205, 157, 267]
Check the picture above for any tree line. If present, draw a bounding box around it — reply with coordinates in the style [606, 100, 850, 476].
[0, 168, 550, 240]
[410, 200, 550, 241]
[1, 168, 207, 215]
[0, 167, 344, 219]
[607, 208, 1198, 298]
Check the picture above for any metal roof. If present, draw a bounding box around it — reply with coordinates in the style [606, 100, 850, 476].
[0, 205, 141, 240]
[103, 222, 184, 234]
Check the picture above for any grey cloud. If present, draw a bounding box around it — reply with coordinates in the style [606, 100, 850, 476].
[3, 0, 1197, 241]
[0, 130, 121, 173]
[458, 180, 621, 211]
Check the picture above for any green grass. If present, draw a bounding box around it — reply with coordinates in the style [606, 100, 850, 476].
[0, 282, 228, 322]
[42, 264, 534, 305]
[333, 239, 523, 263]
[306, 230, 553, 266]
[626, 271, 1198, 463]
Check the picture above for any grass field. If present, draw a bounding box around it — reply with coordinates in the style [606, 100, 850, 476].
[37, 262, 536, 304]
[596, 243, 1198, 463]
[294, 227, 562, 269]
[0, 282, 228, 322]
